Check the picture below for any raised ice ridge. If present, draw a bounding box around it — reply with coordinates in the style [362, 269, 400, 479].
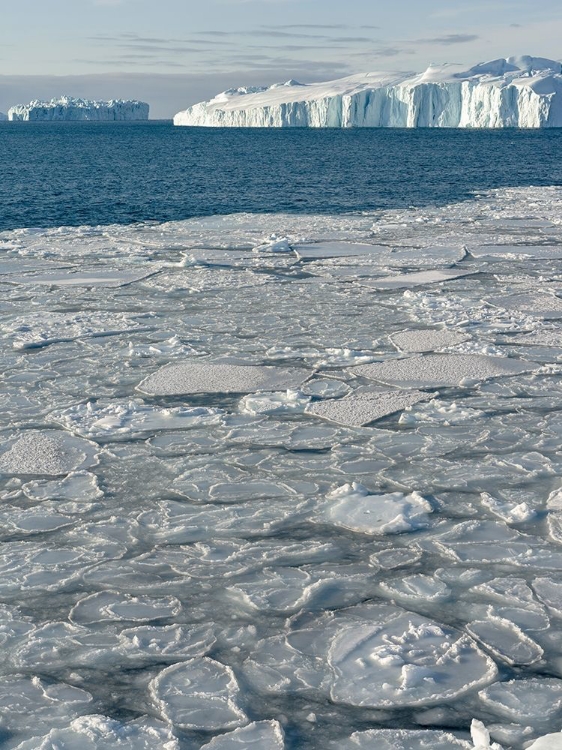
[8, 96, 149, 122]
[174, 55, 562, 128]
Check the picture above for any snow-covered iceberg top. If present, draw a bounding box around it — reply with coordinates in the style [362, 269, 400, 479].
[8, 96, 149, 122]
[174, 55, 562, 128]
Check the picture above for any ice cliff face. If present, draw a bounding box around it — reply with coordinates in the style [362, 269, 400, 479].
[174, 56, 562, 128]
[8, 96, 149, 122]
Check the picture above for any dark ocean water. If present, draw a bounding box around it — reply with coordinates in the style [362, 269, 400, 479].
[1, 121, 562, 231]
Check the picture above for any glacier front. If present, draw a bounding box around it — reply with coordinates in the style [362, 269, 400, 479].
[174, 55, 562, 129]
[8, 96, 149, 122]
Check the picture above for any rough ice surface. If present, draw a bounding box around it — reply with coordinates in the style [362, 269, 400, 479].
[8, 96, 149, 121]
[334, 728, 471, 748]
[174, 56, 562, 129]
[0, 431, 99, 475]
[137, 363, 307, 395]
[12, 715, 179, 750]
[390, 329, 471, 353]
[305, 390, 430, 426]
[353, 354, 535, 388]
[3, 186, 562, 748]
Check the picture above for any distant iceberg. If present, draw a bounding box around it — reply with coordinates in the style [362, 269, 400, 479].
[174, 55, 562, 129]
[0, 112, 7, 121]
[8, 96, 149, 122]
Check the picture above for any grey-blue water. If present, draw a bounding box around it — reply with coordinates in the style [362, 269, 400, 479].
[1, 121, 562, 231]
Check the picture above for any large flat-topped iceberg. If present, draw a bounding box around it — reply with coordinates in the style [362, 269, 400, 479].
[174, 55, 562, 128]
[8, 96, 149, 122]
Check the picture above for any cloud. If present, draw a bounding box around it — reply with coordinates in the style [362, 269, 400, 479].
[415, 34, 480, 45]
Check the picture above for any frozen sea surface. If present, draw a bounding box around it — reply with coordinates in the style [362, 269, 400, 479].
[2, 186, 562, 748]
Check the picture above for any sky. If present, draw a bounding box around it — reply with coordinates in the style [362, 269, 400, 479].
[1, 0, 562, 118]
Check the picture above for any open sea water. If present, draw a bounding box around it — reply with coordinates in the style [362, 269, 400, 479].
[1, 121, 562, 229]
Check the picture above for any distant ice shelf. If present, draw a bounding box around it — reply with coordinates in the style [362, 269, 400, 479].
[8, 96, 149, 122]
[174, 55, 562, 128]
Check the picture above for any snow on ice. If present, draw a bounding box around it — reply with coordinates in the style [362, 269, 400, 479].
[174, 56, 562, 128]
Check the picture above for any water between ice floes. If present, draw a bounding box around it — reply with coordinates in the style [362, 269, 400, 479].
[2, 187, 562, 748]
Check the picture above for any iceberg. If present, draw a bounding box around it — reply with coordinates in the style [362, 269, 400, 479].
[0, 112, 7, 121]
[8, 96, 149, 121]
[174, 55, 562, 128]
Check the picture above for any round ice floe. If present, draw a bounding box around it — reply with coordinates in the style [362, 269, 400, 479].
[51, 401, 223, 439]
[137, 363, 307, 396]
[353, 354, 535, 388]
[119, 624, 216, 662]
[479, 678, 562, 722]
[334, 728, 471, 749]
[22, 471, 103, 501]
[149, 658, 248, 730]
[0, 431, 99, 476]
[200, 720, 285, 749]
[69, 591, 182, 624]
[0, 507, 75, 535]
[328, 611, 497, 708]
[0, 541, 109, 596]
[466, 617, 543, 665]
[0, 675, 93, 735]
[12, 715, 179, 750]
[390, 329, 471, 353]
[322, 483, 432, 534]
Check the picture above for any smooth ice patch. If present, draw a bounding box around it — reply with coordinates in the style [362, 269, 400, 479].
[137, 363, 307, 396]
[5, 268, 155, 287]
[12, 715, 179, 750]
[470, 244, 562, 259]
[200, 720, 285, 749]
[353, 354, 534, 388]
[359, 268, 475, 290]
[526, 732, 562, 749]
[22, 471, 103, 501]
[149, 658, 248, 730]
[70, 591, 182, 624]
[294, 242, 386, 260]
[306, 390, 430, 426]
[390, 329, 471, 353]
[5, 311, 151, 349]
[320, 483, 432, 534]
[51, 401, 223, 438]
[466, 617, 543, 665]
[0, 431, 99, 476]
[487, 293, 562, 319]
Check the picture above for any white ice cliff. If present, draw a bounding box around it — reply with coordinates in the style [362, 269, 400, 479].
[8, 96, 149, 122]
[174, 55, 562, 128]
